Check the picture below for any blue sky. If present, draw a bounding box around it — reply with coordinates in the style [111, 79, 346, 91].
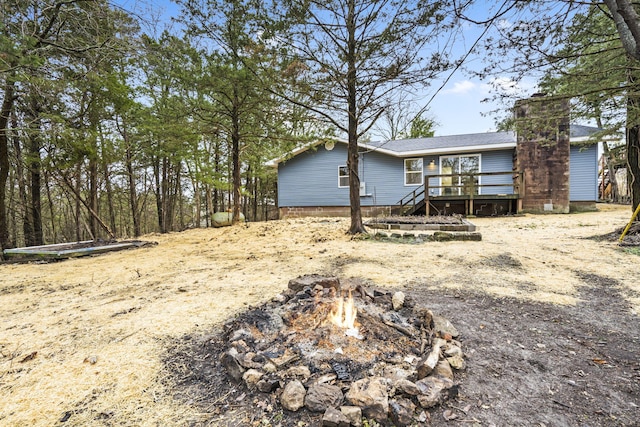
[117, 0, 541, 137]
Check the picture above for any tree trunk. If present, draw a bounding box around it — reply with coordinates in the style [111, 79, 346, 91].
[11, 118, 33, 245]
[629, 126, 640, 210]
[27, 107, 43, 246]
[88, 155, 99, 239]
[125, 146, 140, 237]
[44, 168, 56, 243]
[253, 175, 258, 222]
[153, 157, 164, 233]
[75, 162, 82, 241]
[602, 141, 620, 201]
[103, 160, 117, 237]
[214, 140, 221, 212]
[0, 80, 15, 252]
[206, 185, 213, 227]
[346, 0, 365, 234]
[628, 69, 640, 211]
[231, 97, 242, 223]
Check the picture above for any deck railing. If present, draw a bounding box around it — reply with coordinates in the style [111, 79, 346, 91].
[397, 171, 524, 215]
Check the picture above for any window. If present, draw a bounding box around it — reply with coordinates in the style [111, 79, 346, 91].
[338, 165, 349, 188]
[404, 158, 423, 185]
[439, 154, 480, 195]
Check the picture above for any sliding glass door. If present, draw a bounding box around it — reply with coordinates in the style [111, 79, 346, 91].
[439, 154, 480, 195]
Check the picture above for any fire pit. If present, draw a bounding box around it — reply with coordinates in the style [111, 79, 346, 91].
[219, 275, 465, 426]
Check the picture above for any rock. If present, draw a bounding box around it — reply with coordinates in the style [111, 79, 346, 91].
[393, 378, 421, 396]
[415, 376, 454, 408]
[262, 362, 277, 373]
[281, 380, 306, 412]
[257, 377, 280, 393]
[392, 291, 405, 311]
[242, 369, 264, 388]
[417, 338, 446, 379]
[271, 350, 300, 369]
[231, 339, 250, 353]
[288, 275, 340, 292]
[416, 410, 431, 424]
[389, 398, 416, 427]
[345, 377, 389, 421]
[322, 407, 350, 427]
[221, 349, 245, 382]
[240, 352, 262, 369]
[305, 383, 344, 412]
[447, 354, 466, 370]
[272, 293, 288, 303]
[432, 314, 459, 338]
[340, 406, 362, 426]
[383, 366, 416, 382]
[414, 307, 434, 329]
[313, 373, 338, 385]
[444, 343, 463, 357]
[431, 360, 454, 381]
[286, 365, 311, 380]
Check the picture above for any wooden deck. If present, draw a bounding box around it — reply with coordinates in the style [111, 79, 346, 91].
[397, 171, 523, 216]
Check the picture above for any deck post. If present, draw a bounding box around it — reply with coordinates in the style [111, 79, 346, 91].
[425, 176, 430, 216]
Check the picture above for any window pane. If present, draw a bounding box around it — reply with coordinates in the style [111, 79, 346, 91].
[441, 157, 457, 173]
[405, 158, 423, 172]
[459, 156, 479, 174]
[406, 172, 422, 185]
[339, 166, 348, 187]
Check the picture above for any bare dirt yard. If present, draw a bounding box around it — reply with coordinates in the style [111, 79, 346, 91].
[1, 204, 639, 426]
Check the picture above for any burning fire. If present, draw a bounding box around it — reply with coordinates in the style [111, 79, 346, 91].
[327, 291, 362, 339]
[328, 291, 357, 329]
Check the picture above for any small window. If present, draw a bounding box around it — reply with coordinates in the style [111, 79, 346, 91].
[338, 165, 349, 188]
[404, 158, 423, 185]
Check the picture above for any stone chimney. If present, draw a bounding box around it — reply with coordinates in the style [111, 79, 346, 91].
[514, 95, 571, 214]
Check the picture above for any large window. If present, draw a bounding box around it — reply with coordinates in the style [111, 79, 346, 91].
[404, 158, 423, 185]
[338, 165, 349, 188]
[439, 154, 480, 195]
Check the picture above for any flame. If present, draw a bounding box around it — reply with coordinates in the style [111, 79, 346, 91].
[328, 290, 357, 329]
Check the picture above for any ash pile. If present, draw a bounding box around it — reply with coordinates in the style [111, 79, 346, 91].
[221, 275, 466, 426]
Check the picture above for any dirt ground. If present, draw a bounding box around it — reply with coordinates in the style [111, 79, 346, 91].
[1, 204, 639, 426]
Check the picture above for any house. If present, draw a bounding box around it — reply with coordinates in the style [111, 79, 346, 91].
[269, 97, 601, 218]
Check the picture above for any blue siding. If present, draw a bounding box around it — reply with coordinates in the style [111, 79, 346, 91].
[278, 144, 517, 207]
[570, 144, 598, 201]
[359, 150, 406, 206]
[478, 150, 515, 195]
[278, 144, 351, 207]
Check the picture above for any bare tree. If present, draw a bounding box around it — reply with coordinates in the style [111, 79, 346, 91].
[277, 0, 456, 233]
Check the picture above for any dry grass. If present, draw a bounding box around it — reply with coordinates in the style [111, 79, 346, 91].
[1, 204, 639, 426]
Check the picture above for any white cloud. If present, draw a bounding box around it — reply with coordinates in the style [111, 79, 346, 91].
[442, 80, 477, 95]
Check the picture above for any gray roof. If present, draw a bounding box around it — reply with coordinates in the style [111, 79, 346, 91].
[366, 131, 516, 153]
[365, 124, 603, 154]
[570, 124, 602, 138]
[267, 124, 604, 166]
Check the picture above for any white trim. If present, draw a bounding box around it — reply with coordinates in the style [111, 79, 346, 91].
[361, 142, 516, 157]
[404, 158, 424, 186]
[338, 165, 349, 188]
